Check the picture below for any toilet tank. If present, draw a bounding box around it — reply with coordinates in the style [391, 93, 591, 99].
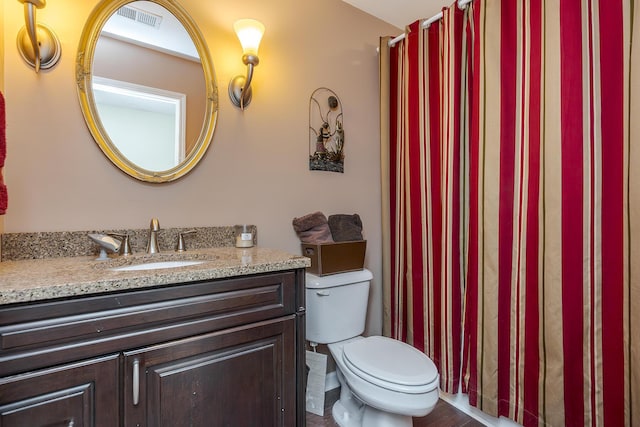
[305, 269, 373, 344]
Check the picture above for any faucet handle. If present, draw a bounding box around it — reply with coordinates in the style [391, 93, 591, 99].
[175, 230, 197, 252]
[88, 233, 121, 260]
[108, 233, 132, 256]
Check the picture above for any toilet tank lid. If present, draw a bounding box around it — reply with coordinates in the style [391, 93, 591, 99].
[305, 268, 373, 289]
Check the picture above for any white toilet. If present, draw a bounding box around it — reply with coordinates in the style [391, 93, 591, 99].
[305, 269, 439, 427]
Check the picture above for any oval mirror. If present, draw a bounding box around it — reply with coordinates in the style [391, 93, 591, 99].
[76, 0, 218, 182]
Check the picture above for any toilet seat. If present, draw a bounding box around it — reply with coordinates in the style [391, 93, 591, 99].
[342, 336, 438, 394]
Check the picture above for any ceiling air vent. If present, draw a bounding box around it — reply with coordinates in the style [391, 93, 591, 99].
[116, 5, 163, 29]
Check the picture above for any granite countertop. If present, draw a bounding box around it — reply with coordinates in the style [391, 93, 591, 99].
[0, 247, 311, 305]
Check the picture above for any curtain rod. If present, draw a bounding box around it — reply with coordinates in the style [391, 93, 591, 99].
[388, 0, 473, 47]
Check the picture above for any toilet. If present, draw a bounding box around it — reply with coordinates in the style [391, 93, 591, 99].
[305, 269, 439, 427]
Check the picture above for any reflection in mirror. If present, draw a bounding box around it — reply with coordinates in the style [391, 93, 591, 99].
[93, 76, 187, 170]
[77, 0, 218, 182]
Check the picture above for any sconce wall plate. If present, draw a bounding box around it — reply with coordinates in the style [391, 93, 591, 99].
[228, 75, 253, 108]
[17, 23, 61, 71]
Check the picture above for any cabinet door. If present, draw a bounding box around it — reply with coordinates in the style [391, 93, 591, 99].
[0, 354, 119, 427]
[124, 316, 296, 427]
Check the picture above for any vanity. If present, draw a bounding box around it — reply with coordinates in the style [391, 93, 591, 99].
[0, 245, 310, 426]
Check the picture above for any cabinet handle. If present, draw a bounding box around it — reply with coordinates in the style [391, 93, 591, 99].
[133, 359, 140, 406]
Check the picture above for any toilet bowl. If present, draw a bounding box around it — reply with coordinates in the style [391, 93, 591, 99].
[328, 336, 439, 427]
[305, 269, 440, 427]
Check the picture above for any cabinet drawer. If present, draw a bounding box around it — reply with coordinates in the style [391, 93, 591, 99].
[0, 272, 297, 376]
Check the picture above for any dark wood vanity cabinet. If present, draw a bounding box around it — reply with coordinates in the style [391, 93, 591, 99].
[0, 269, 307, 426]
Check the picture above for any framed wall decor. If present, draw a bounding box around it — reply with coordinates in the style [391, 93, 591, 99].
[308, 88, 344, 173]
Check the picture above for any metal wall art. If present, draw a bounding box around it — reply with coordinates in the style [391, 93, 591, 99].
[309, 88, 344, 173]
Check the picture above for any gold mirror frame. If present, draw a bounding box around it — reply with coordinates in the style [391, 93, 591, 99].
[76, 0, 218, 183]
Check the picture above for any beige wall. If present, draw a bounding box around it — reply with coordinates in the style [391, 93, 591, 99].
[1, 0, 398, 334]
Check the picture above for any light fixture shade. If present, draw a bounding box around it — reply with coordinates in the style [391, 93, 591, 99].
[233, 19, 265, 57]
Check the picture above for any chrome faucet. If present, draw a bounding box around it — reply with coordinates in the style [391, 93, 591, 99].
[146, 218, 161, 254]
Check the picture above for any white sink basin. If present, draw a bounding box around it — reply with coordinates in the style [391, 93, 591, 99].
[111, 260, 207, 272]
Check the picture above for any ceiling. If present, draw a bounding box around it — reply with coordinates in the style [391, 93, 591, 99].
[341, 0, 451, 30]
[104, 0, 451, 59]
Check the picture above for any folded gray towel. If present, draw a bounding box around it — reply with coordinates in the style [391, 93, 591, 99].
[328, 214, 363, 242]
[292, 211, 334, 244]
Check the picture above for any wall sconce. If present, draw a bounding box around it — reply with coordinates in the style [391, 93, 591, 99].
[16, 0, 61, 73]
[228, 19, 265, 110]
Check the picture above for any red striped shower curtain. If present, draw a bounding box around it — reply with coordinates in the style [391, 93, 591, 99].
[387, 5, 465, 394]
[383, 0, 640, 425]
